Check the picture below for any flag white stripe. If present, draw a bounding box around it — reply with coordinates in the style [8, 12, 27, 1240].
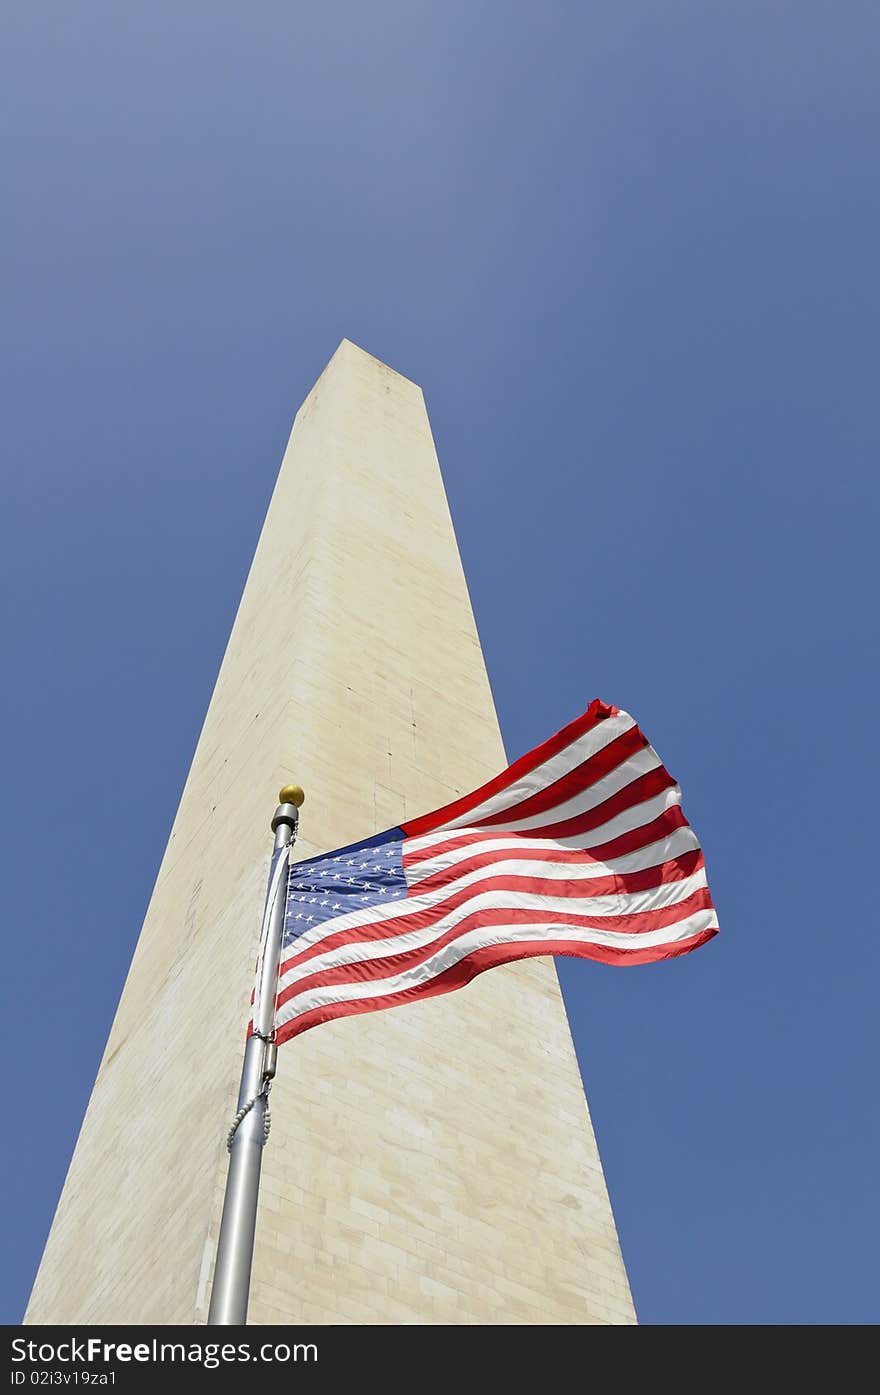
[438, 711, 637, 830]
[406, 784, 683, 859]
[282, 842, 703, 974]
[474, 745, 662, 835]
[275, 908, 719, 1026]
[278, 871, 709, 992]
[405, 823, 700, 887]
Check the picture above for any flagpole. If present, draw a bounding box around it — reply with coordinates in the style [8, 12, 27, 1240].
[207, 783, 304, 1326]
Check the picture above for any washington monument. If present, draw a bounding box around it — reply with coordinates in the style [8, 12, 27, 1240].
[26, 341, 635, 1325]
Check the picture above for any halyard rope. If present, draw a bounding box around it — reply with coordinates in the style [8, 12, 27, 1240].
[226, 1077, 272, 1152]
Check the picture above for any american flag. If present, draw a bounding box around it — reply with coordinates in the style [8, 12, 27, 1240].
[273, 699, 717, 1044]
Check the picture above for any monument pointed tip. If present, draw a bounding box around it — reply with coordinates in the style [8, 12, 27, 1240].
[327, 338, 422, 392]
[332, 336, 377, 362]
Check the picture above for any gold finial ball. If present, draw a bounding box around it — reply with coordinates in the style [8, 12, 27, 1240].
[279, 783, 305, 808]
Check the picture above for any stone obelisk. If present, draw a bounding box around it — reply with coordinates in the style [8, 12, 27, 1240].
[26, 341, 635, 1325]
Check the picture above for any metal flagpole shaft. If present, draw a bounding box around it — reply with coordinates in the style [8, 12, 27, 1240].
[208, 783, 304, 1326]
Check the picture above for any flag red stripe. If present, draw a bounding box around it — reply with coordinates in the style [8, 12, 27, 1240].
[401, 698, 617, 837]
[405, 766, 678, 851]
[280, 849, 703, 978]
[410, 847, 704, 898]
[579, 804, 689, 861]
[502, 765, 678, 841]
[276, 885, 713, 1006]
[476, 724, 648, 828]
[403, 802, 688, 869]
[275, 926, 718, 1043]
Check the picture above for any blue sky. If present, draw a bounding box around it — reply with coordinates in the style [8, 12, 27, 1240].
[2, 2, 878, 1324]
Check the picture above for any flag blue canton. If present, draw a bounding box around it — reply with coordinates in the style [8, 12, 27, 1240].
[283, 828, 407, 950]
